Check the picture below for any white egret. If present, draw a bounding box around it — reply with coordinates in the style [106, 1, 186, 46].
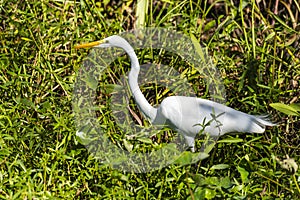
[75, 35, 275, 152]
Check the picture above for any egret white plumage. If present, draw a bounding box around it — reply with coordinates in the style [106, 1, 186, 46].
[75, 35, 275, 152]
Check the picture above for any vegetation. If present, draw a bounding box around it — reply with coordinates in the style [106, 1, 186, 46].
[0, 0, 299, 199]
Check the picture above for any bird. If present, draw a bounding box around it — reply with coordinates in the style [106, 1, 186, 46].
[75, 35, 275, 152]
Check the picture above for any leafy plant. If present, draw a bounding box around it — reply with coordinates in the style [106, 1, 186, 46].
[270, 103, 300, 116]
[0, 0, 299, 199]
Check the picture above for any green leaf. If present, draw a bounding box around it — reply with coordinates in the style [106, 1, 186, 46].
[269, 12, 298, 34]
[20, 98, 35, 109]
[237, 166, 249, 183]
[265, 32, 275, 41]
[290, 103, 300, 111]
[193, 174, 205, 186]
[173, 151, 194, 165]
[205, 188, 217, 199]
[204, 20, 216, 32]
[173, 151, 209, 165]
[210, 164, 230, 170]
[219, 177, 232, 188]
[136, 0, 148, 28]
[123, 139, 133, 152]
[75, 131, 93, 145]
[270, 103, 300, 116]
[193, 187, 206, 200]
[190, 33, 206, 62]
[105, 84, 124, 93]
[0, 148, 11, 156]
[218, 138, 243, 143]
[84, 76, 98, 90]
[21, 37, 32, 42]
[206, 177, 219, 185]
[137, 137, 152, 144]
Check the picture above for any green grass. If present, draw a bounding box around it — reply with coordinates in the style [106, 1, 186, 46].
[0, 0, 299, 199]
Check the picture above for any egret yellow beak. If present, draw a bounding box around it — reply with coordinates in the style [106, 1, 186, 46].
[75, 40, 105, 49]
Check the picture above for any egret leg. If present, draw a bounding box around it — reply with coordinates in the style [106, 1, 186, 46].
[183, 135, 195, 152]
[199, 138, 216, 153]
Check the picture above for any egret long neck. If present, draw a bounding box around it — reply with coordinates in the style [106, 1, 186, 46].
[127, 50, 157, 121]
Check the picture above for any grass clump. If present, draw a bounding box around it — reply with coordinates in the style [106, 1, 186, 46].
[0, 0, 299, 199]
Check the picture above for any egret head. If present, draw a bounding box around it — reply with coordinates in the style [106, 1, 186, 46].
[75, 35, 131, 50]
